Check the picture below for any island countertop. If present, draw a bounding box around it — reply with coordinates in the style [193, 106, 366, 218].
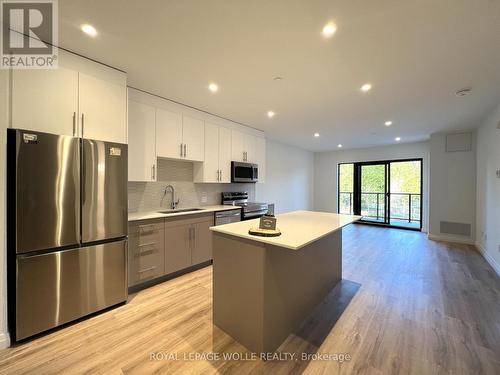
[210, 210, 361, 250]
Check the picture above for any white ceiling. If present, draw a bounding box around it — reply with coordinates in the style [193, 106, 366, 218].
[59, 0, 500, 151]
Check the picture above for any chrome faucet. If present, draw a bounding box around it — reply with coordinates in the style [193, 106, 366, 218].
[162, 185, 179, 210]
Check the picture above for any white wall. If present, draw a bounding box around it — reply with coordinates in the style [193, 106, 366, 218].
[256, 140, 314, 214]
[314, 142, 430, 231]
[476, 103, 500, 275]
[0, 71, 9, 348]
[428, 132, 476, 243]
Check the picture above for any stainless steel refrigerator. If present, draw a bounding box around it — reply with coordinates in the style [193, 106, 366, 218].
[7, 129, 128, 341]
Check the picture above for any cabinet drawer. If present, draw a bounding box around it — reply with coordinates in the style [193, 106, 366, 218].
[128, 219, 165, 286]
[129, 219, 164, 245]
[128, 243, 165, 286]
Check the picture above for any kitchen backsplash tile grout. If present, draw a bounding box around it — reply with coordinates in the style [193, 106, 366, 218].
[128, 159, 255, 212]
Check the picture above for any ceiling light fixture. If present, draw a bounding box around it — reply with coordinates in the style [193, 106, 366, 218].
[361, 83, 372, 92]
[208, 83, 219, 93]
[267, 111, 275, 118]
[384, 121, 393, 126]
[322, 22, 337, 37]
[337, 144, 343, 148]
[395, 137, 401, 142]
[81, 24, 97, 37]
[314, 133, 320, 138]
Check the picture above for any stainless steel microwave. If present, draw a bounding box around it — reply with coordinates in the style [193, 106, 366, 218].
[231, 161, 258, 183]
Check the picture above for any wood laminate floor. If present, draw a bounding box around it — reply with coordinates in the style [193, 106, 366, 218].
[0, 225, 499, 374]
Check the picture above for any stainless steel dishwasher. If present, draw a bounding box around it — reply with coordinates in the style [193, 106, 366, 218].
[215, 209, 242, 225]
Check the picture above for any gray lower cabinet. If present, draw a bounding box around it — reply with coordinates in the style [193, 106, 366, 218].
[128, 213, 214, 287]
[192, 217, 213, 264]
[128, 219, 165, 287]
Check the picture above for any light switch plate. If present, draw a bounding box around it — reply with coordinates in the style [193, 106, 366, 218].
[201, 192, 207, 203]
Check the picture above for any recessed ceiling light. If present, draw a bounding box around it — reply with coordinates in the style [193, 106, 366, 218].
[314, 133, 320, 138]
[395, 137, 401, 142]
[267, 111, 275, 118]
[337, 144, 343, 148]
[81, 24, 97, 37]
[273, 76, 283, 81]
[384, 121, 393, 126]
[361, 83, 372, 92]
[208, 83, 219, 93]
[322, 22, 337, 37]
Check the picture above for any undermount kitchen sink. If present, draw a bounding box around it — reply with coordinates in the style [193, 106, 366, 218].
[157, 208, 204, 214]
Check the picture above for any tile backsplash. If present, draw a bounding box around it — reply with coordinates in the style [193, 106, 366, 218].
[128, 159, 255, 212]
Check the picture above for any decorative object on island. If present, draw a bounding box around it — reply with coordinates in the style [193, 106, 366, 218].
[248, 213, 281, 237]
[260, 213, 277, 230]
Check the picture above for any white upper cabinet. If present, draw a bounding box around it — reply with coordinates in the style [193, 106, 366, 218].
[218, 127, 232, 183]
[231, 130, 258, 163]
[231, 130, 245, 162]
[194, 122, 232, 183]
[128, 100, 156, 182]
[255, 137, 266, 183]
[9, 50, 127, 143]
[79, 72, 127, 143]
[182, 115, 204, 161]
[244, 133, 256, 163]
[156, 108, 183, 159]
[155, 110, 204, 161]
[11, 68, 78, 136]
[198, 122, 220, 183]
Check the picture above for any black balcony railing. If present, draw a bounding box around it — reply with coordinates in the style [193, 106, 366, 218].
[339, 192, 421, 223]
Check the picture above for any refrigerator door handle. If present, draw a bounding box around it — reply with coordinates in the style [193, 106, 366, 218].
[72, 112, 76, 136]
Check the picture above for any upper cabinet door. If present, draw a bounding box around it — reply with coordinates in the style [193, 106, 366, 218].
[156, 108, 183, 159]
[79, 73, 127, 143]
[128, 100, 156, 182]
[244, 134, 256, 163]
[231, 130, 245, 162]
[182, 115, 204, 161]
[203, 122, 220, 183]
[11, 68, 78, 136]
[218, 127, 232, 183]
[255, 137, 266, 183]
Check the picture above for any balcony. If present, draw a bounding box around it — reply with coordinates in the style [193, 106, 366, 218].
[339, 192, 421, 229]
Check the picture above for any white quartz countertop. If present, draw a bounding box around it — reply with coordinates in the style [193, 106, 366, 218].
[128, 205, 241, 222]
[210, 210, 361, 250]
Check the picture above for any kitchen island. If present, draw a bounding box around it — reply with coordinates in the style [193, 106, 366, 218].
[210, 210, 361, 353]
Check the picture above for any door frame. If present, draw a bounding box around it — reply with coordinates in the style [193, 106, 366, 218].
[338, 158, 423, 231]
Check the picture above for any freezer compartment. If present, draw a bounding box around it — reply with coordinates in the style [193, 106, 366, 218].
[15, 240, 127, 341]
[8, 129, 80, 254]
[82, 139, 128, 244]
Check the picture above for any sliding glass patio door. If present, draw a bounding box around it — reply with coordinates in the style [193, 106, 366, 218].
[338, 159, 423, 230]
[356, 162, 389, 224]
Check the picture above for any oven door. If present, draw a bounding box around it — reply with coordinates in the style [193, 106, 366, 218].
[231, 161, 258, 183]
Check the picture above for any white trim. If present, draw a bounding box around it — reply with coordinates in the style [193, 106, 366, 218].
[0, 332, 10, 349]
[475, 242, 500, 277]
[427, 233, 475, 245]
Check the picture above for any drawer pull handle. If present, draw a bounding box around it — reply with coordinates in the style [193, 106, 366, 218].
[138, 242, 156, 248]
[135, 249, 155, 257]
[138, 266, 156, 274]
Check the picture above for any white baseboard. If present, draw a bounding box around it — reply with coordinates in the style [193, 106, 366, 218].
[0, 332, 10, 349]
[475, 242, 500, 277]
[427, 233, 475, 245]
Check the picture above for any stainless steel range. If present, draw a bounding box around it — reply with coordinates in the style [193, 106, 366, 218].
[221, 192, 273, 220]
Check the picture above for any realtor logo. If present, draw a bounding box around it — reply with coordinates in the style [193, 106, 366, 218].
[1, 0, 58, 69]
